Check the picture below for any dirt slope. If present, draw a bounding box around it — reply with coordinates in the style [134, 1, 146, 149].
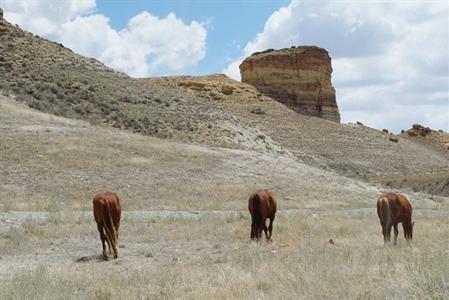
[149, 75, 449, 195]
[3, 94, 405, 212]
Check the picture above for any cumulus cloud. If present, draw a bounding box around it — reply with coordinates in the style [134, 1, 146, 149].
[224, 0, 449, 132]
[1, 0, 207, 77]
[0, 0, 96, 37]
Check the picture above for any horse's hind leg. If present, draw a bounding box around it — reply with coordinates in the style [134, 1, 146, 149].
[383, 223, 392, 244]
[263, 225, 268, 240]
[105, 237, 112, 255]
[381, 222, 387, 244]
[268, 216, 275, 240]
[393, 223, 399, 245]
[262, 219, 269, 240]
[97, 224, 107, 257]
[108, 242, 113, 255]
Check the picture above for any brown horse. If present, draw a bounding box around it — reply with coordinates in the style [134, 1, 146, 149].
[377, 192, 413, 245]
[93, 192, 122, 258]
[248, 189, 277, 240]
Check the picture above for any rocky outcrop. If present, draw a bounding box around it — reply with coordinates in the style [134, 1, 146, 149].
[0, 7, 12, 31]
[406, 124, 432, 137]
[239, 46, 340, 123]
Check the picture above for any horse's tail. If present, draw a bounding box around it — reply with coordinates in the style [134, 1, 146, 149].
[102, 201, 117, 256]
[377, 196, 390, 225]
[252, 193, 262, 224]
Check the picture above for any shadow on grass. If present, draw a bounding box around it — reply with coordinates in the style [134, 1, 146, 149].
[75, 254, 109, 263]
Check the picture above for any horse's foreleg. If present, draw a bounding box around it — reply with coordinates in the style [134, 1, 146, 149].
[393, 223, 399, 245]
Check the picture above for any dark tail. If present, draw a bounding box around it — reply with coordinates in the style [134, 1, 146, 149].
[252, 193, 262, 224]
[250, 193, 262, 240]
[102, 201, 117, 257]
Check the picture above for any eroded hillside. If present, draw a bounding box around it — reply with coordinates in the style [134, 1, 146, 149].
[1, 13, 448, 196]
[1, 94, 396, 212]
[0, 16, 271, 150]
[149, 75, 449, 196]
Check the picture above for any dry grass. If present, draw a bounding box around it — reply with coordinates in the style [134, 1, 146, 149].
[369, 171, 449, 199]
[1, 95, 394, 212]
[1, 93, 448, 299]
[1, 214, 448, 299]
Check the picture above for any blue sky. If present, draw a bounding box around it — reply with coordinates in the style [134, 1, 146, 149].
[95, 0, 290, 75]
[1, 0, 448, 132]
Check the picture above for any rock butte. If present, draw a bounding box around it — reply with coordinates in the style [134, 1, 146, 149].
[240, 46, 340, 123]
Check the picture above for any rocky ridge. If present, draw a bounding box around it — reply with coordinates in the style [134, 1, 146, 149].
[240, 46, 340, 123]
[401, 124, 449, 153]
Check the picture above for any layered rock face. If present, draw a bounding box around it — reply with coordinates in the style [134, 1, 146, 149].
[239, 46, 340, 123]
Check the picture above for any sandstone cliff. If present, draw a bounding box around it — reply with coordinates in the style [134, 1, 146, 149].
[239, 46, 340, 123]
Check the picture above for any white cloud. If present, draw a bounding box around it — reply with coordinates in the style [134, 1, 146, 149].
[1, 0, 207, 77]
[1, 0, 95, 36]
[224, 0, 449, 132]
[222, 59, 243, 82]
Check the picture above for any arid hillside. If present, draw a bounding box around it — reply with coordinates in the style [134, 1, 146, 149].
[1, 94, 392, 212]
[149, 75, 449, 196]
[1, 13, 448, 196]
[0, 16, 265, 149]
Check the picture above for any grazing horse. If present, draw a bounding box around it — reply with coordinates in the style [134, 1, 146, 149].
[377, 192, 413, 245]
[93, 192, 122, 258]
[248, 189, 277, 240]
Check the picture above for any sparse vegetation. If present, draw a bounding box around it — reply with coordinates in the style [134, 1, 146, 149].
[1, 97, 448, 298]
[1, 215, 448, 299]
[0, 21, 250, 148]
[1, 96, 391, 212]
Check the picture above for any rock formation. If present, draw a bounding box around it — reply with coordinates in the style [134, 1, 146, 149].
[407, 124, 432, 137]
[0, 7, 12, 30]
[239, 46, 340, 123]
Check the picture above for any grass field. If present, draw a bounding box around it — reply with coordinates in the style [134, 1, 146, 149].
[1, 213, 448, 299]
[1, 95, 448, 299]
